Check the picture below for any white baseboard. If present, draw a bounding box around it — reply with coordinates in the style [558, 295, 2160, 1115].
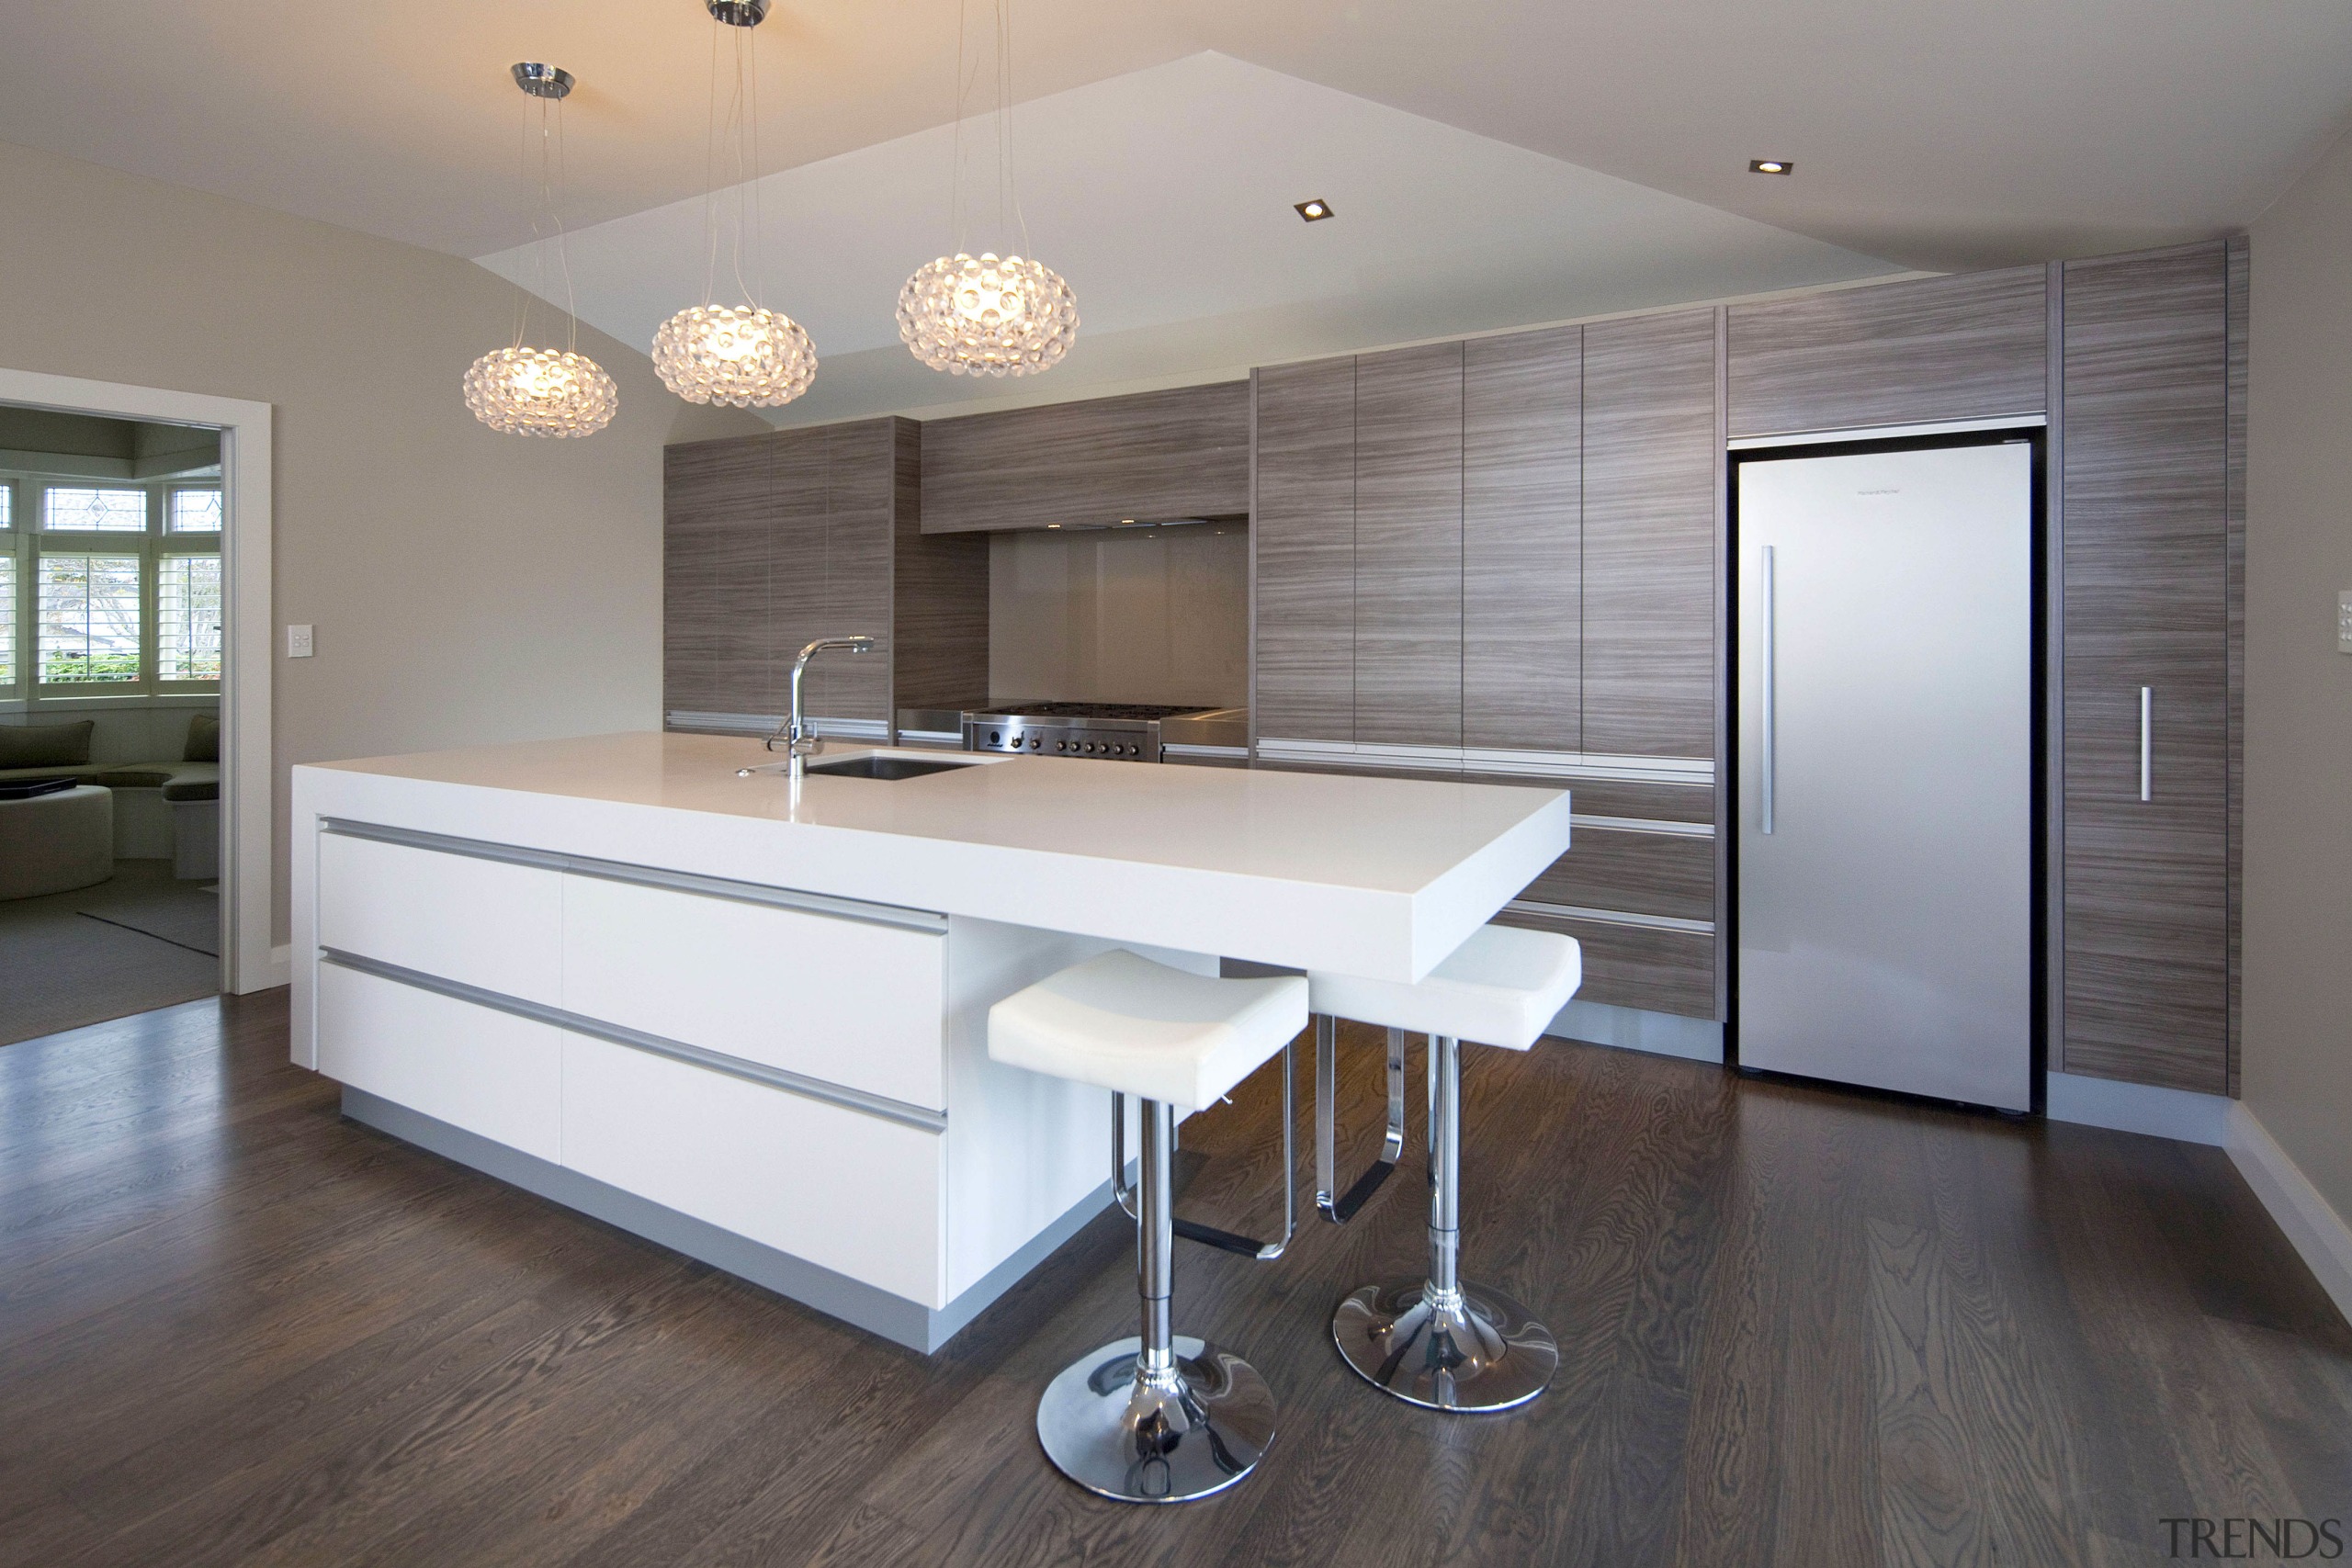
[2226, 1103, 2352, 1328]
[1544, 998, 1724, 1064]
[2043, 1073, 2350, 1327]
[2043, 1070, 2232, 1145]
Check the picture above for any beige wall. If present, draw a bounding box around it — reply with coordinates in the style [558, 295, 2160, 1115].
[0, 139, 765, 946]
[2245, 133, 2352, 1224]
[988, 525, 1248, 707]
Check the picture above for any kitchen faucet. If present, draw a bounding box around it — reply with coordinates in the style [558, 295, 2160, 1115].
[769, 636, 876, 777]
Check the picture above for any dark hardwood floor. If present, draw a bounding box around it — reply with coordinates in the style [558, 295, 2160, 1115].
[3, 993, 2346, 1567]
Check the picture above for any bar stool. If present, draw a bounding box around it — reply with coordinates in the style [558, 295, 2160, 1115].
[1309, 924, 1581, 1412]
[989, 948, 1308, 1503]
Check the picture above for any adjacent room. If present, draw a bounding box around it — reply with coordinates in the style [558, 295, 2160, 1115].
[2, 5, 2348, 1565]
[0, 405, 223, 1044]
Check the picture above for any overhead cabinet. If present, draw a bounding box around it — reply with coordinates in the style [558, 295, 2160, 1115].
[1726, 266, 2049, 438]
[919, 381, 1250, 534]
[663, 418, 988, 734]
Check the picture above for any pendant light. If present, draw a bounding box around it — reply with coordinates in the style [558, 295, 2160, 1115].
[464, 63, 619, 437]
[898, 0, 1077, 378]
[651, 0, 818, 408]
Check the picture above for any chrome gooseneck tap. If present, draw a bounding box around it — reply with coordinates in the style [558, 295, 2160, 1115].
[769, 636, 876, 777]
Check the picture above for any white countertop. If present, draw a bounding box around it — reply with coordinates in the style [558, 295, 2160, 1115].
[298, 732, 1573, 982]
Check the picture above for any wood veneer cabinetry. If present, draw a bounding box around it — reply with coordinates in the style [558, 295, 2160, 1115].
[1464, 325, 1581, 752]
[2060, 243, 2233, 1093]
[1727, 266, 2049, 438]
[1353, 344, 1464, 747]
[1580, 309, 1720, 760]
[919, 381, 1250, 534]
[1252, 359, 1357, 742]
[663, 419, 987, 732]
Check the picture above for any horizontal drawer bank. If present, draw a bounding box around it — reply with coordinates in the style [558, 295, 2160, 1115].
[299, 816, 1119, 1347]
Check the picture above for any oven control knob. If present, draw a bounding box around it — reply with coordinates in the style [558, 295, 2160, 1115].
[989, 730, 1001, 745]
[1028, 736, 1040, 749]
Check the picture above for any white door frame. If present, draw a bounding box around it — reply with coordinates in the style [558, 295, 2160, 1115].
[0, 367, 278, 994]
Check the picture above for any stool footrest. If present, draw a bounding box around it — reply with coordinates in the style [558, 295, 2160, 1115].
[1328, 1156, 1396, 1224]
[1173, 1217, 1277, 1258]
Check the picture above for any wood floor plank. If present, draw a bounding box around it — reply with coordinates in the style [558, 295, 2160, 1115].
[0, 996, 2342, 1566]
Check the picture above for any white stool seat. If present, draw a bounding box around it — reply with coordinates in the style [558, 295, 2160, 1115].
[989, 949, 1308, 1111]
[1308, 925, 1581, 1052]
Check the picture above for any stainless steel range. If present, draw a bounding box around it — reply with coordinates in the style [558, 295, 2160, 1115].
[960, 701, 1246, 762]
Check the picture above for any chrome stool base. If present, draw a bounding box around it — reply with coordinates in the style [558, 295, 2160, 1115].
[1331, 1277, 1557, 1413]
[1036, 1335, 1277, 1503]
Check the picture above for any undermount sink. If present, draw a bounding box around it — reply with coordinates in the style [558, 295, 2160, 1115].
[803, 754, 980, 781]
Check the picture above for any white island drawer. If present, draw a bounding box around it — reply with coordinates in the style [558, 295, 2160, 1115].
[318, 831, 562, 1006]
[317, 964, 562, 1162]
[560, 874, 947, 1111]
[560, 1034, 945, 1306]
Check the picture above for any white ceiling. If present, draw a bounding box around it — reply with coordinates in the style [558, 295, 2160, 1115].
[4, 1, 2348, 415]
[478, 53, 1898, 423]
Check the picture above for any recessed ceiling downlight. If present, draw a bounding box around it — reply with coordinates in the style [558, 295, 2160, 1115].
[1748, 159, 1794, 175]
[1295, 198, 1334, 221]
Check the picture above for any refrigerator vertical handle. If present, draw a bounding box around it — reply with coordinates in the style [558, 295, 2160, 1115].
[2139, 686, 2153, 802]
[1760, 546, 1776, 835]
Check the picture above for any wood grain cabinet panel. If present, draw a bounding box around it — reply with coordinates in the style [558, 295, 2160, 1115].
[1581, 309, 1719, 760]
[2061, 243, 2231, 1092]
[1353, 343, 1464, 747]
[1727, 267, 2049, 437]
[1519, 826, 1715, 923]
[1464, 326, 1581, 752]
[664, 435, 776, 717]
[665, 418, 986, 731]
[1495, 907, 1715, 1019]
[1252, 358, 1357, 742]
[920, 382, 1250, 534]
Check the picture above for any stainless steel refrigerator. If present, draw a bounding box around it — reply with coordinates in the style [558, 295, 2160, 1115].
[1734, 436, 2035, 1111]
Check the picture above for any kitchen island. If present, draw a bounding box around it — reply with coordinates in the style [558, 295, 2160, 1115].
[289, 732, 1573, 1350]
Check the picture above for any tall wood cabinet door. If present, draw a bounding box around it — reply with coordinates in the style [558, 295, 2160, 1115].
[2062, 244, 2230, 1092]
[1354, 343, 1464, 747]
[1581, 310, 1719, 760]
[1464, 326, 1580, 753]
[1252, 359, 1357, 742]
[762, 428, 831, 718]
[664, 434, 775, 719]
[806, 421, 894, 726]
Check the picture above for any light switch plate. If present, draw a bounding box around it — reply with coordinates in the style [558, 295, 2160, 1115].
[287, 624, 314, 659]
[2340, 592, 2352, 654]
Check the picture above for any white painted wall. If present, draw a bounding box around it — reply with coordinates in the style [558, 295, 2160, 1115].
[0, 137, 767, 943]
[2245, 132, 2352, 1234]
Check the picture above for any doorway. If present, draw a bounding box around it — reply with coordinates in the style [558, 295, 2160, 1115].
[0, 370, 274, 1045]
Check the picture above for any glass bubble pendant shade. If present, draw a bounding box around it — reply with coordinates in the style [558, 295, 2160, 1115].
[898, 251, 1077, 378]
[651, 1, 817, 409]
[463, 345, 619, 437]
[465, 62, 617, 438]
[653, 303, 816, 407]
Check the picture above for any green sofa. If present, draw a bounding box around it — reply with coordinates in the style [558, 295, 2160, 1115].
[0, 715, 220, 804]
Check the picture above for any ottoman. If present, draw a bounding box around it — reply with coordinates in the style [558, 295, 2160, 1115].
[0, 784, 114, 900]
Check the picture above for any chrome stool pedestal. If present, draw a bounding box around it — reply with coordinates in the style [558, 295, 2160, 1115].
[1308, 925, 1582, 1414]
[1036, 1099, 1277, 1504]
[988, 948, 1306, 1504]
[1329, 1033, 1557, 1412]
